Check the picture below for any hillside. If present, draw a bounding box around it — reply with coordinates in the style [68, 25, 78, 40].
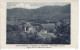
[7, 4, 70, 22]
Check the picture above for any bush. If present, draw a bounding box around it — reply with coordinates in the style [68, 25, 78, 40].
[53, 19, 70, 44]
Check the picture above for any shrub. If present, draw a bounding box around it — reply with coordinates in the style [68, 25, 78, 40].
[53, 19, 70, 44]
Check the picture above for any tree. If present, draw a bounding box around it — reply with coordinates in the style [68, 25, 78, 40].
[54, 19, 70, 44]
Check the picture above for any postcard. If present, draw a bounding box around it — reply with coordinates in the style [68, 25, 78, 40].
[0, 0, 79, 49]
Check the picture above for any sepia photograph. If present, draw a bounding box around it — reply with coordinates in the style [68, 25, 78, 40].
[6, 2, 71, 44]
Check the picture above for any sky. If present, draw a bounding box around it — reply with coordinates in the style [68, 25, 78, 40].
[7, 2, 70, 9]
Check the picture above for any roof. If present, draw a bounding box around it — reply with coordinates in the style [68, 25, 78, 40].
[38, 33, 57, 39]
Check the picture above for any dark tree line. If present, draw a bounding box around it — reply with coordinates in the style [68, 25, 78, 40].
[51, 19, 70, 44]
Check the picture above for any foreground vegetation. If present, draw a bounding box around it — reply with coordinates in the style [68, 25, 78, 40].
[7, 18, 70, 44]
